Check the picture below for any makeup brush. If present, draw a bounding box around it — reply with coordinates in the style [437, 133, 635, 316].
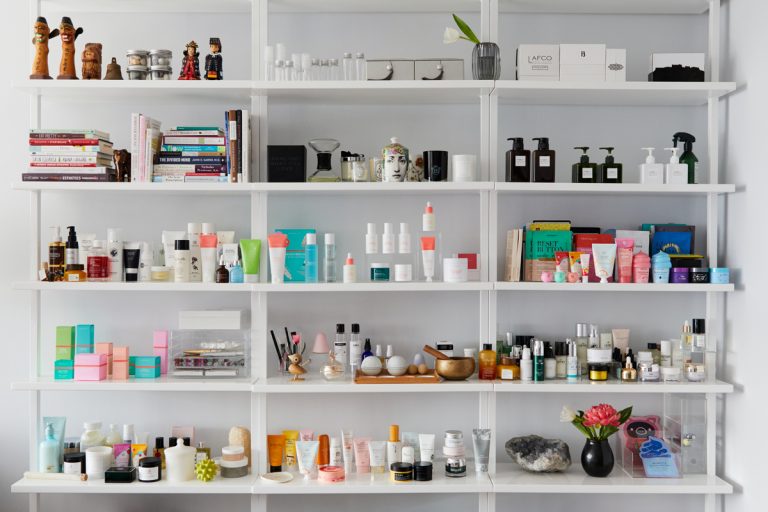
[284, 327, 292, 353]
[270, 330, 281, 363]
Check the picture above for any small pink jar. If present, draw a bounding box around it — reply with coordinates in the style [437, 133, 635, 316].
[632, 252, 651, 283]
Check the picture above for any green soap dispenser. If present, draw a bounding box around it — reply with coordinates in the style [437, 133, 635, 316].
[673, 132, 698, 184]
[572, 147, 598, 183]
[598, 147, 623, 183]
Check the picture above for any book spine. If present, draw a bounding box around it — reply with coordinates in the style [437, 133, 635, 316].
[155, 156, 226, 164]
[161, 145, 226, 152]
[241, 109, 250, 183]
[153, 164, 226, 172]
[157, 151, 225, 157]
[228, 110, 238, 183]
[28, 138, 107, 146]
[224, 111, 230, 179]
[236, 109, 243, 183]
[22, 173, 115, 182]
[130, 113, 140, 182]
[29, 132, 108, 139]
[27, 166, 113, 174]
[29, 145, 108, 153]
[162, 130, 223, 136]
[162, 136, 226, 145]
[30, 162, 111, 168]
[139, 115, 148, 182]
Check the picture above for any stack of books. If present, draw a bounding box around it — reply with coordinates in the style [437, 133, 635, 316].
[152, 126, 227, 183]
[24, 129, 115, 182]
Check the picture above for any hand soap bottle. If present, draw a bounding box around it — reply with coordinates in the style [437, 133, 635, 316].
[532, 137, 555, 182]
[572, 147, 597, 183]
[673, 132, 698, 184]
[598, 147, 622, 183]
[639, 147, 664, 184]
[505, 137, 531, 182]
[664, 148, 688, 185]
[39, 422, 60, 473]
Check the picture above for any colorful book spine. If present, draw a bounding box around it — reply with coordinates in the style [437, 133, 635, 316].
[29, 138, 111, 146]
[162, 136, 226, 145]
[30, 129, 110, 139]
[161, 145, 226, 152]
[29, 145, 112, 154]
[23, 173, 116, 182]
[155, 156, 226, 164]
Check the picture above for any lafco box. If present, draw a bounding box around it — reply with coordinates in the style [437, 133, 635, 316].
[516, 44, 559, 81]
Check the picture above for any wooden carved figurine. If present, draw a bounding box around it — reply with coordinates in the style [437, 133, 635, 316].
[113, 149, 131, 182]
[287, 353, 307, 382]
[104, 57, 123, 80]
[56, 17, 83, 80]
[205, 37, 223, 80]
[81, 43, 102, 80]
[30, 17, 59, 79]
[178, 41, 200, 80]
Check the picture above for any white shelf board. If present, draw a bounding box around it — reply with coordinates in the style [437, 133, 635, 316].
[269, 0, 481, 13]
[494, 379, 734, 394]
[494, 81, 737, 106]
[256, 470, 492, 494]
[14, 80, 253, 102]
[494, 183, 736, 195]
[11, 376, 254, 392]
[40, 0, 251, 13]
[255, 81, 493, 104]
[11, 476, 254, 494]
[12, 282, 253, 292]
[261, 374, 493, 393]
[492, 464, 733, 494]
[495, 282, 734, 293]
[259, 182, 493, 193]
[12, 182, 252, 195]
[261, 282, 493, 292]
[499, 0, 710, 14]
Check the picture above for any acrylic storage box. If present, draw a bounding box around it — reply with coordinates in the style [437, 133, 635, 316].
[56, 326, 75, 360]
[134, 356, 161, 379]
[170, 329, 250, 378]
[618, 415, 681, 478]
[75, 324, 94, 354]
[74, 353, 107, 381]
[663, 394, 707, 474]
[54, 359, 74, 380]
[178, 310, 246, 330]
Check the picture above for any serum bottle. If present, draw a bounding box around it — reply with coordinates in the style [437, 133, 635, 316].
[361, 338, 374, 362]
[304, 233, 318, 283]
[572, 147, 598, 183]
[520, 346, 533, 382]
[566, 339, 579, 381]
[65, 226, 79, 266]
[533, 339, 545, 381]
[598, 147, 622, 183]
[532, 137, 556, 182]
[343, 253, 357, 283]
[324, 233, 337, 283]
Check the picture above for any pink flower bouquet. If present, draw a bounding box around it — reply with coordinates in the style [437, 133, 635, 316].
[561, 403, 633, 441]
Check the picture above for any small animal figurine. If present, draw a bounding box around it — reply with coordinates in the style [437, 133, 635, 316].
[81, 42, 102, 80]
[113, 149, 131, 182]
[287, 353, 307, 382]
[30, 17, 58, 79]
[104, 57, 123, 80]
[178, 40, 200, 80]
[205, 37, 222, 80]
[56, 17, 83, 79]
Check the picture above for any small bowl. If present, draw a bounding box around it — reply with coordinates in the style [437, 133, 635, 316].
[435, 357, 476, 381]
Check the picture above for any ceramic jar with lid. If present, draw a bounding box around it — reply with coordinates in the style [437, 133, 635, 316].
[150, 66, 172, 80]
[149, 49, 173, 66]
[165, 438, 196, 482]
[126, 50, 149, 67]
[127, 66, 148, 80]
[381, 137, 409, 182]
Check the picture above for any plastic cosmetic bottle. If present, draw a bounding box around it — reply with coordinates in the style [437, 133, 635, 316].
[673, 132, 699, 184]
[566, 339, 579, 381]
[215, 256, 229, 283]
[478, 343, 497, 380]
[520, 347, 533, 382]
[382, 223, 395, 255]
[229, 260, 244, 283]
[349, 323, 362, 373]
[423, 202, 436, 232]
[533, 339, 545, 381]
[639, 148, 664, 184]
[106, 228, 123, 282]
[65, 226, 79, 266]
[173, 239, 190, 282]
[598, 147, 622, 183]
[48, 226, 65, 281]
[532, 137, 555, 182]
[544, 343, 556, 379]
[187, 223, 202, 282]
[572, 147, 598, 183]
[304, 233, 318, 283]
[343, 253, 357, 283]
[664, 147, 688, 185]
[39, 423, 60, 473]
[365, 223, 378, 281]
[575, 323, 589, 375]
[334, 324, 348, 371]
[506, 137, 531, 182]
[86, 240, 110, 282]
[324, 233, 337, 283]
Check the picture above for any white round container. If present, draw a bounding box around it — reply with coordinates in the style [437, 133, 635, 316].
[85, 446, 112, 480]
[443, 258, 468, 283]
[451, 154, 477, 182]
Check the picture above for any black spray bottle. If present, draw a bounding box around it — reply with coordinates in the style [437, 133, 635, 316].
[572, 147, 598, 183]
[65, 226, 79, 266]
[532, 137, 555, 182]
[598, 147, 623, 183]
[673, 132, 698, 184]
[505, 137, 531, 182]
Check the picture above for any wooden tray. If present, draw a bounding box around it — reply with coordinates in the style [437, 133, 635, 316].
[354, 369, 441, 384]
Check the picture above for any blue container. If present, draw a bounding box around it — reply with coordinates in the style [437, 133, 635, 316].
[710, 268, 730, 284]
[134, 356, 161, 379]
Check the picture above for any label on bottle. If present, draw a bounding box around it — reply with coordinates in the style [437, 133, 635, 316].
[606, 167, 618, 179]
[62, 461, 81, 475]
[382, 235, 395, 254]
[343, 264, 356, 283]
[138, 466, 159, 481]
[539, 156, 551, 167]
[365, 235, 378, 254]
[65, 248, 79, 266]
[334, 342, 348, 365]
[500, 368, 514, 380]
[515, 155, 527, 166]
[398, 235, 411, 254]
[87, 256, 109, 279]
[581, 168, 593, 179]
[49, 245, 65, 265]
[67, 274, 81, 282]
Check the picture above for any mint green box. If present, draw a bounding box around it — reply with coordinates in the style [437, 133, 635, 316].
[75, 324, 94, 354]
[129, 356, 136, 376]
[275, 228, 315, 282]
[134, 356, 161, 379]
[54, 359, 74, 380]
[56, 326, 75, 360]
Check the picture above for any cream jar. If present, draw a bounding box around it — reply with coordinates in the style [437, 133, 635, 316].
[149, 65, 172, 80]
[126, 50, 149, 67]
[443, 257, 468, 283]
[151, 266, 171, 281]
[127, 65, 149, 80]
[149, 49, 173, 66]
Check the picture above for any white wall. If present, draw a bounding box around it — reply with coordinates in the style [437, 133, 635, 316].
[1, 2, 764, 512]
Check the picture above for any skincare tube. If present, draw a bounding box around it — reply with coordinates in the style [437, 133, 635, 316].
[122, 242, 141, 283]
[569, 251, 583, 275]
[239, 239, 262, 283]
[162, 231, 185, 279]
[353, 437, 371, 473]
[368, 441, 387, 474]
[472, 429, 491, 474]
[420, 236, 436, 282]
[612, 328, 630, 354]
[199, 234, 218, 283]
[402, 432, 420, 462]
[616, 238, 635, 283]
[580, 253, 591, 283]
[299, 430, 314, 442]
[592, 244, 617, 283]
[418, 433, 435, 463]
[341, 430, 354, 475]
[283, 430, 299, 470]
[267, 435, 285, 472]
[268, 233, 289, 284]
[296, 440, 319, 480]
[138, 242, 153, 282]
[330, 437, 343, 467]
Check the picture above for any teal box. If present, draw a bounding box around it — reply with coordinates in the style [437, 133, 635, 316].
[129, 356, 136, 376]
[134, 356, 161, 379]
[275, 228, 315, 282]
[54, 359, 74, 380]
[75, 324, 94, 354]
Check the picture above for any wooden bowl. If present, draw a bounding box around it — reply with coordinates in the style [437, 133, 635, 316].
[435, 357, 476, 381]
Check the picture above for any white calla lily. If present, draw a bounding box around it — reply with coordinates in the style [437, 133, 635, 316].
[560, 406, 577, 423]
[443, 27, 461, 44]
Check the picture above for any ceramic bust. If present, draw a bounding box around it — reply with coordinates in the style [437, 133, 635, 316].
[205, 37, 223, 80]
[179, 41, 200, 80]
[382, 137, 409, 182]
[56, 17, 83, 80]
[30, 17, 58, 79]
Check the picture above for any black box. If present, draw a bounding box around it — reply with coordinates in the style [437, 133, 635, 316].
[105, 466, 137, 483]
[268, 145, 306, 182]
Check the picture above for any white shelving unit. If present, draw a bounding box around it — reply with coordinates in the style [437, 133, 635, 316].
[12, 0, 736, 511]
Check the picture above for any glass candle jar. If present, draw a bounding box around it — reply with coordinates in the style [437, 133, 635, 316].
[126, 50, 149, 67]
[149, 49, 172, 66]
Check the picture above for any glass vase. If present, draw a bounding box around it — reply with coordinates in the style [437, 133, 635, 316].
[472, 42, 500, 80]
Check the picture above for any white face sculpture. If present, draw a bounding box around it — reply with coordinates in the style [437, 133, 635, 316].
[383, 153, 408, 182]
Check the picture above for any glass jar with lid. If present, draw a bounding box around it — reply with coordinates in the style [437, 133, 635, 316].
[80, 422, 105, 450]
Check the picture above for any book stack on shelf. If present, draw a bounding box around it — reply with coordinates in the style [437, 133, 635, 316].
[23, 130, 115, 182]
[153, 126, 227, 183]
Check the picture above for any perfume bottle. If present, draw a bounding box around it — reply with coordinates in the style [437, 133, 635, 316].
[572, 147, 598, 183]
[598, 147, 622, 183]
[505, 137, 531, 182]
[532, 137, 556, 182]
[308, 139, 341, 182]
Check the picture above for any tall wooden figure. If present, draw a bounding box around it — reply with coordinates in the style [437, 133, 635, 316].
[56, 17, 83, 80]
[30, 17, 59, 79]
[205, 38, 223, 80]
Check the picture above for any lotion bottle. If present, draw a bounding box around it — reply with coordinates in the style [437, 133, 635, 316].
[39, 422, 60, 473]
[506, 137, 531, 182]
[387, 424, 402, 467]
[304, 233, 318, 283]
[532, 137, 556, 182]
[187, 223, 202, 282]
[334, 324, 347, 371]
[365, 223, 378, 281]
[533, 339, 545, 381]
[324, 233, 337, 283]
[382, 223, 395, 255]
[566, 339, 579, 381]
[107, 228, 123, 282]
[598, 147, 622, 183]
[572, 147, 598, 183]
[520, 346, 533, 381]
[349, 323, 362, 373]
[174, 239, 190, 282]
[664, 147, 688, 185]
[639, 147, 664, 184]
[343, 253, 357, 283]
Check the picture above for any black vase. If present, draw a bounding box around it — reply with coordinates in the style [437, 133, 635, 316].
[472, 42, 501, 80]
[581, 439, 614, 477]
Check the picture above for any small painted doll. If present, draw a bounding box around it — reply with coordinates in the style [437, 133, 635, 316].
[205, 37, 223, 80]
[56, 16, 83, 80]
[178, 41, 200, 80]
[30, 17, 59, 79]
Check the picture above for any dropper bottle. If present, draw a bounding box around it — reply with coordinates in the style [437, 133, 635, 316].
[65, 226, 79, 266]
